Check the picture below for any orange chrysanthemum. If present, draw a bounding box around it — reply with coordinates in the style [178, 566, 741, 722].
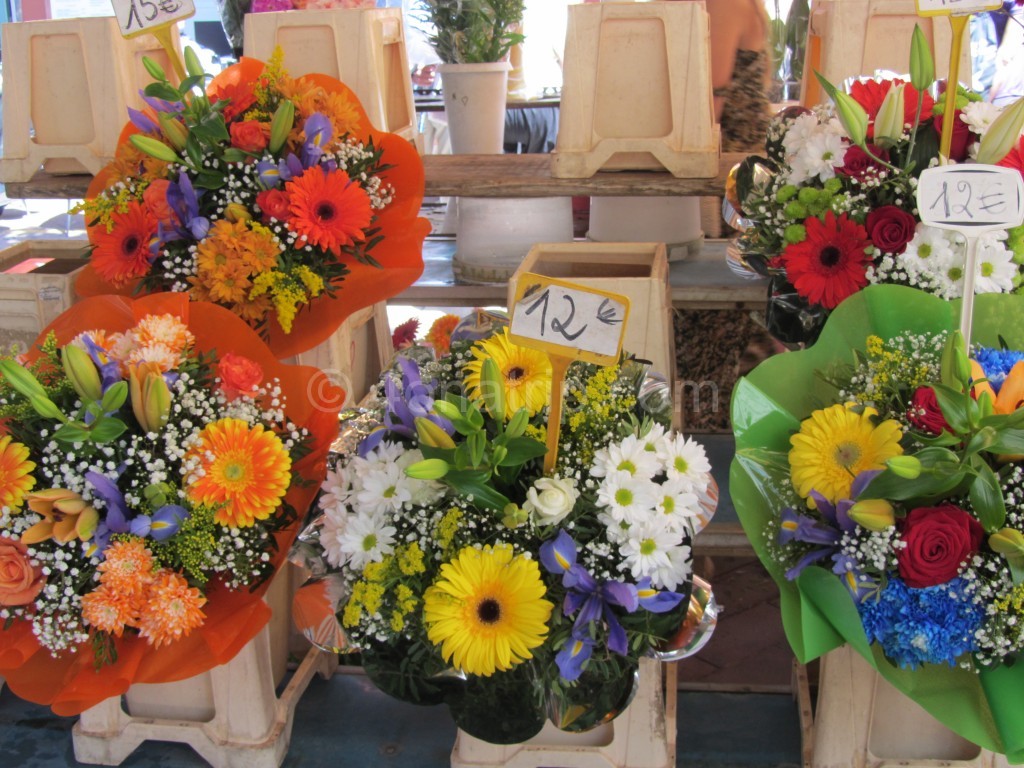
[137, 570, 207, 647]
[426, 314, 461, 356]
[105, 141, 171, 187]
[81, 584, 141, 636]
[0, 435, 35, 511]
[186, 418, 292, 527]
[97, 539, 156, 592]
[192, 220, 281, 306]
[280, 79, 361, 147]
[91, 201, 157, 288]
[286, 166, 372, 256]
[132, 314, 195, 357]
[126, 342, 181, 374]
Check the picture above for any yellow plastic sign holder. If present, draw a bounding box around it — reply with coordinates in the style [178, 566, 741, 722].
[508, 273, 631, 475]
[110, 0, 194, 80]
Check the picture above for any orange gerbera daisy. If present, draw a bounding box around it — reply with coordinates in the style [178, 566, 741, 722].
[97, 539, 156, 592]
[0, 435, 35, 511]
[91, 201, 157, 288]
[426, 314, 461, 356]
[132, 314, 195, 357]
[81, 584, 141, 636]
[137, 570, 207, 647]
[286, 166, 372, 256]
[186, 418, 292, 527]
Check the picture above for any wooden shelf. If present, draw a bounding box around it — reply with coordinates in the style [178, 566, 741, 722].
[4, 152, 747, 200]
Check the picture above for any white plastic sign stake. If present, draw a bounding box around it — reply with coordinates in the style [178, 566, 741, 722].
[509, 273, 630, 474]
[110, 0, 193, 79]
[915, 0, 1000, 16]
[917, 165, 1024, 342]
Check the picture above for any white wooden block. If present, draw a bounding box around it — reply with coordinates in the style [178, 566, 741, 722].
[243, 8, 419, 145]
[801, 0, 973, 106]
[0, 18, 182, 181]
[451, 658, 675, 768]
[552, 1, 719, 179]
[509, 242, 675, 384]
[812, 646, 1009, 768]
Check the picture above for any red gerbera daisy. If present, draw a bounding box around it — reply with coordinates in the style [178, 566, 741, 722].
[777, 211, 872, 310]
[997, 135, 1024, 178]
[286, 166, 373, 256]
[849, 79, 933, 138]
[91, 201, 157, 287]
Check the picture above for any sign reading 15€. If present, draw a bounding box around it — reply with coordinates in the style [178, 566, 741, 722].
[110, 0, 195, 38]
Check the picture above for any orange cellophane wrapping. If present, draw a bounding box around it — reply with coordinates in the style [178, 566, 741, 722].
[75, 58, 430, 360]
[0, 293, 342, 716]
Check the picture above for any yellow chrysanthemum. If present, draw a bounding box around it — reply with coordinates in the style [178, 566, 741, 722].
[463, 329, 553, 419]
[186, 418, 292, 527]
[137, 570, 207, 647]
[789, 404, 903, 505]
[423, 544, 553, 677]
[0, 435, 35, 511]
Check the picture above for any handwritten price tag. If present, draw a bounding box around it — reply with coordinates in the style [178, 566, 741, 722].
[915, 0, 1000, 16]
[509, 274, 630, 366]
[110, 0, 194, 38]
[917, 165, 1024, 232]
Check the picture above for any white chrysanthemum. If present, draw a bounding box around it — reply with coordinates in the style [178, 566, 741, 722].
[596, 472, 658, 524]
[319, 511, 350, 569]
[960, 101, 1003, 139]
[598, 510, 631, 544]
[591, 434, 662, 480]
[788, 131, 848, 185]
[975, 230, 1017, 294]
[655, 478, 702, 533]
[318, 465, 351, 515]
[336, 512, 396, 571]
[396, 449, 445, 506]
[896, 224, 959, 284]
[619, 518, 683, 582]
[649, 544, 694, 591]
[657, 434, 711, 490]
[348, 440, 406, 479]
[781, 113, 822, 158]
[354, 462, 412, 516]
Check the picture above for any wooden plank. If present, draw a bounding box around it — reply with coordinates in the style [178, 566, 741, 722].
[6, 153, 749, 200]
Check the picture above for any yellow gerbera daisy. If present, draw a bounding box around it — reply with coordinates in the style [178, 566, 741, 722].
[463, 329, 553, 419]
[789, 404, 903, 505]
[423, 544, 553, 677]
[0, 435, 35, 511]
[186, 418, 292, 527]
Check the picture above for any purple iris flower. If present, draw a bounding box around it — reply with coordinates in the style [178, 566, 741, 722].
[128, 108, 159, 134]
[257, 159, 283, 188]
[86, 469, 132, 552]
[129, 505, 190, 541]
[166, 171, 210, 242]
[358, 358, 454, 455]
[78, 335, 122, 393]
[140, 92, 184, 114]
[636, 578, 686, 613]
[555, 632, 596, 682]
[300, 113, 333, 168]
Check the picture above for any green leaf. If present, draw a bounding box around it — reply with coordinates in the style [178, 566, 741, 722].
[497, 437, 548, 467]
[185, 134, 204, 169]
[194, 172, 226, 190]
[988, 428, 1024, 455]
[467, 430, 486, 467]
[931, 383, 971, 434]
[221, 148, 248, 163]
[89, 418, 128, 444]
[53, 423, 91, 443]
[143, 82, 181, 103]
[100, 381, 128, 413]
[861, 446, 966, 500]
[179, 74, 206, 94]
[200, 113, 230, 143]
[968, 458, 1006, 532]
[453, 443, 470, 471]
[444, 470, 511, 512]
[963, 426, 997, 458]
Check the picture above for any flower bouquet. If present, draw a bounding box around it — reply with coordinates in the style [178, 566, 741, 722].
[728, 26, 1024, 345]
[75, 48, 429, 359]
[0, 293, 340, 716]
[731, 284, 1024, 759]
[290, 324, 717, 744]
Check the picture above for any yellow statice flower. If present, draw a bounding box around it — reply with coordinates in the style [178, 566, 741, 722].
[435, 508, 463, 553]
[397, 542, 425, 575]
[294, 264, 325, 297]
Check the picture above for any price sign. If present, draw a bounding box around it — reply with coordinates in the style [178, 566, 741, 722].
[509, 274, 630, 366]
[111, 0, 194, 38]
[509, 274, 631, 473]
[917, 165, 1024, 343]
[915, 0, 1000, 15]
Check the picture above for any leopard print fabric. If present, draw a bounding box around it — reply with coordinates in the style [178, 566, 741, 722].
[713, 49, 772, 152]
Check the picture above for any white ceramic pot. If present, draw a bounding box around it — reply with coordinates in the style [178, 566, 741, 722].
[439, 62, 511, 155]
[588, 196, 704, 261]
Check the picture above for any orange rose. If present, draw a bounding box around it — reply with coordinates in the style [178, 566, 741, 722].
[0, 537, 45, 607]
[142, 179, 176, 226]
[218, 353, 264, 401]
[230, 120, 269, 153]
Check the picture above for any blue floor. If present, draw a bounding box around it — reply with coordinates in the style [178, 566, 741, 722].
[0, 671, 802, 767]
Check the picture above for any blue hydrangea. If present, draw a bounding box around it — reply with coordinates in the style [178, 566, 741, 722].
[857, 576, 984, 669]
[975, 347, 1024, 392]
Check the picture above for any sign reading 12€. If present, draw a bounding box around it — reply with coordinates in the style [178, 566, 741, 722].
[915, 0, 1000, 15]
[110, 0, 195, 38]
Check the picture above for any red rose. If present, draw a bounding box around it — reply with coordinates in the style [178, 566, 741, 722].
[218, 353, 264, 401]
[865, 205, 917, 255]
[256, 188, 291, 222]
[897, 504, 983, 588]
[932, 110, 974, 162]
[229, 120, 269, 153]
[837, 144, 890, 181]
[907, 386, 951, 435]
[849, 79, 933, 138]
[0, 537, 45, 607]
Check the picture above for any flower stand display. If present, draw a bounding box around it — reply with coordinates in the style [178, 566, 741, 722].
[508, 242, 675, 384]
[450, 658, 675, 768]
[810, 646, 1010, 768]
[242, 7, 418, 144]
[0, 240, 86, 355]
[0, 17, 183, 181]
[799, 0, 972, 106]
[552, 1, 718, 179]
[71, 568, 336, 768]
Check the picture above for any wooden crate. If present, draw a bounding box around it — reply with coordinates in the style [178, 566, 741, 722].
[0, 240, 86, 355]
[808, 646, 1009, 768]
[451, 658, 675, 768]
[552, 1, 719, 179]
[0, 18, 182, 181]
[509, 242, 674, 383]
[243, 8, 418, 144]
[800, 0, 973, 107]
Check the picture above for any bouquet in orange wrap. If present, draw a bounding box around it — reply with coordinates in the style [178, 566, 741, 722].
[0, 293, 340, 716]
[75, 48, 428, 359]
